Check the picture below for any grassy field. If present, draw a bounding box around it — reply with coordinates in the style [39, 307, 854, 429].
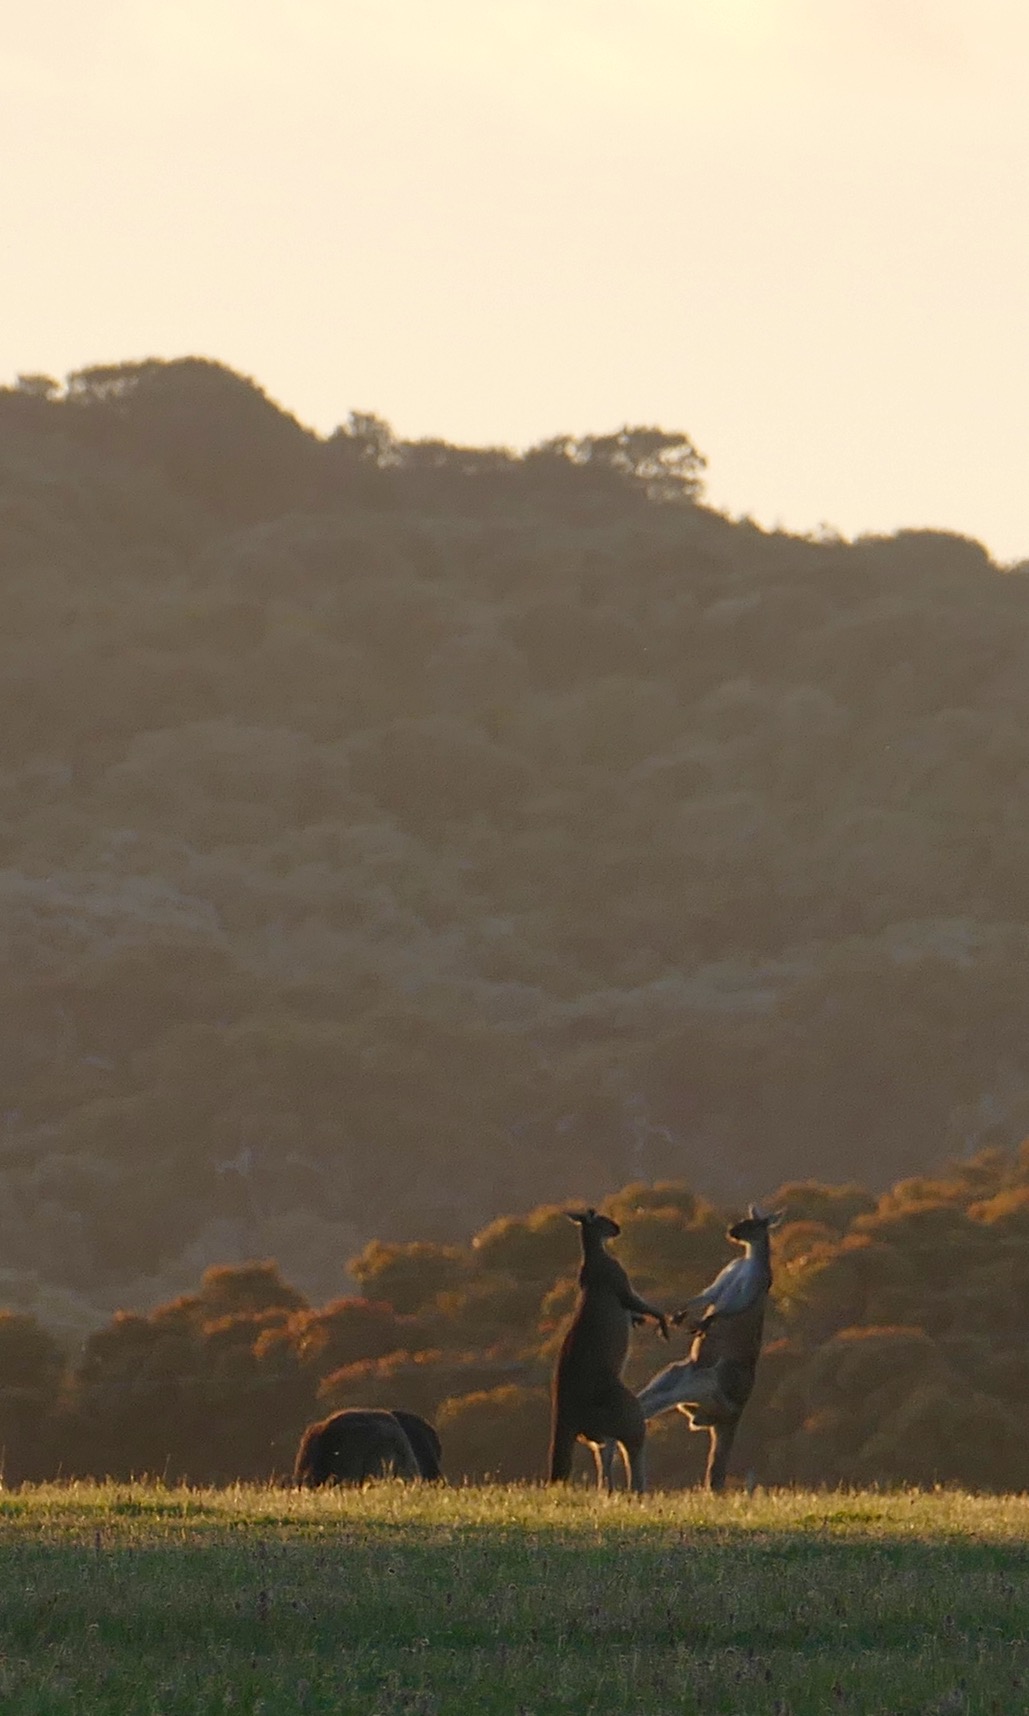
[0, 1484, 1028, 1714]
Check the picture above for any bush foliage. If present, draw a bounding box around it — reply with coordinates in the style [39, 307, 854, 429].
[7, 1158, 1029, 1489]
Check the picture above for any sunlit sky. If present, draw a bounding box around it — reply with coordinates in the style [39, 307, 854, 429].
[5, 0, 1029, 559]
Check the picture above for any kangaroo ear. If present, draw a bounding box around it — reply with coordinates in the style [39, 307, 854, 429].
[747, 1203, 759, 1220]
[769, 1208, 787, 1229]
[566, 1209, 589, 1226]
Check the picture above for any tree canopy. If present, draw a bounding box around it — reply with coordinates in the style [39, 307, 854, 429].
[5, 1159, 1029, 1490]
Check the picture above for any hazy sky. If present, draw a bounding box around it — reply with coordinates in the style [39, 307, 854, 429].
[5, 0, 1029, 558]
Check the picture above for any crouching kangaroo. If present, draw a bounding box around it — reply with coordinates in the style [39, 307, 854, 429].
[549, 1208, 669, 1494]
[294, 1408, 442, 1486]
[634, 1205, 782, 1491]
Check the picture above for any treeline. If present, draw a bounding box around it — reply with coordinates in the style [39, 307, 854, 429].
[4, 1155, 1029, 1489]
[3, 356, 1029, 1331]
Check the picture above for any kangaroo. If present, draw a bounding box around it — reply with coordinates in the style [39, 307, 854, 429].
[633, 1205, 782, 1491]
[293, 1408, 427, 1486]
[549, 1208, 669, 1494]
[390, 1410, 444, 1481]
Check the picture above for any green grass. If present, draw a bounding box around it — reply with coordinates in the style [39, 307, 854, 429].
[1, 1484, 1028, 1714]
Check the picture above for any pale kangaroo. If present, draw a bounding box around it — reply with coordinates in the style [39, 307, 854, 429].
[624, 1205, 782, 1491]
[549, 1208, 669, 1494]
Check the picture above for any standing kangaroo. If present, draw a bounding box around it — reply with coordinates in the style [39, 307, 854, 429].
[549, 1208, 669, 1494]
[634, 1205, 782, 1491]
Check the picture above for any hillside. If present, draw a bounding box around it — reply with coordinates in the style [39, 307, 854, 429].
[2, 357, 1029, 1326]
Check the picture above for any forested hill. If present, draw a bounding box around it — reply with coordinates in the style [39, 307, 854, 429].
[3, 356, 1029, 1332]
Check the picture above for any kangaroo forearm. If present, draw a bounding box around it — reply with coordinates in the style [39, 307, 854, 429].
[622, 1290, 665, 1322]
[672, 1291, 714, 1329]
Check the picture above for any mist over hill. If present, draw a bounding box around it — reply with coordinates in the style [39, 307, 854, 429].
[2, 356, 1028, 1330]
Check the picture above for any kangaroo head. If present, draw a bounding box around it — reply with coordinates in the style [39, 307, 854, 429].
[727, 1203, 786, 1245]
[566, 1208, 621, 1240]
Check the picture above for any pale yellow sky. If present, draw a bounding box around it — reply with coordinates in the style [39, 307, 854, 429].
[4, 0, 1029, 558]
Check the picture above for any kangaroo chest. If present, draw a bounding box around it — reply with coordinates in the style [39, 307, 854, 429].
[560, 1292, 632, 1376]
[690, 1297, 767, 1370]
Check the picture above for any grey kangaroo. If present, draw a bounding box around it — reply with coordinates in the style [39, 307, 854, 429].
[549, 1208, 669, 1494]
[294, 1408, 431, 1486]
[633, 1204, 782, 1491]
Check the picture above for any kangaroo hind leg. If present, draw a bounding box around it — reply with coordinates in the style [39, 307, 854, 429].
[596, 1439, 630, 1492]
[549, 1419, 577, 1484]
[616, 1407, 647, 1496]
[625, 1434, 647, 1496]
[705, 1419, 739, 1492]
